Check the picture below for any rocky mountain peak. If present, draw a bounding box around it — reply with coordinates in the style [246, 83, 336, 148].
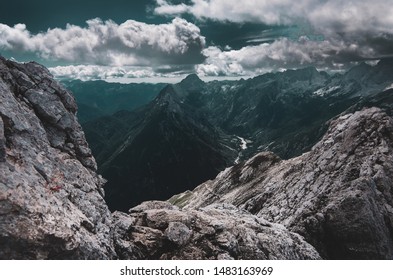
[171, 107, 393, 259]
[344, 62, 372, 81]
[344, 58, 393, 87]
[282, 66, 321, 81]
[179, 73, 205, 93]
[153, 84, 185, 113]
[376, 57, 393, 68]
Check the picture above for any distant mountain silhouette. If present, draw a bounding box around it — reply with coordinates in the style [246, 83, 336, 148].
[82, 59, 393, 211]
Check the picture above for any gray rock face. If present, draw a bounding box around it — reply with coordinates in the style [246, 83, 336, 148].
[0, 57, 115, 259]
[112, 201, 321, 260]
[171, 107, 393, 259]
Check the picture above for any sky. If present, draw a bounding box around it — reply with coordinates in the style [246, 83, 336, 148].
[1, 0, 392, 82]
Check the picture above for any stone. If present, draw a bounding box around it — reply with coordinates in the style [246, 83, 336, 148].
[114, 202, 321, 260]
[173, 107, 393, 259]
[0, 56, 115, 259]
[164, 222, 192, 246]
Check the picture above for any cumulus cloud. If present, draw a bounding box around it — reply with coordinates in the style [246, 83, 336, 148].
[155, 0, 308, 25]
[155, 0, 189, 15]
[48, 64, 195, 81]
[154, 0, 393, 49]
[196, 36, 381, 76]
[0, 17, 206, 67]
[49, 65, 157, 81]
[156, 0, 393, 75]
[154, 0, 393, 33]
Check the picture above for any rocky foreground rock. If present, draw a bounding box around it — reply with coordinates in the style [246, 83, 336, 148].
[171, 107, 393, 259]
[0, 57, 115, 259]
[112, 201, 320, 260]
[1, 57, 392, 259]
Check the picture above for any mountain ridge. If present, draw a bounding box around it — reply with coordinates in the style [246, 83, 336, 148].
[82, 59, 393, 210]
[170, 107, 393, 259]
[2, 56, 393, 259]
[0, 56, 322, 260]
[100, 83, 237, 211]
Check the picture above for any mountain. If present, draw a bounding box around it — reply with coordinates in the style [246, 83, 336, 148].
[0, 56, 321, 260]
[170, 107, 393, 259]
[62, 80, 165, 123]
[83, 60, 393, 212]
[99, 84, 237, 211]
[3, 56, 393, 260]
[189, 61, 393, 159]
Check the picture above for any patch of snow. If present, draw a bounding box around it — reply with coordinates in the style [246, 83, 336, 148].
[313, 86, 341, 97]
[234, 136, 252, 164]
[339, 114, 352, 120]
[257, 141, 274, 151]
[237, 136, 248, 150]
[384, 83, 393, 91]
[221, 85, 230, 92]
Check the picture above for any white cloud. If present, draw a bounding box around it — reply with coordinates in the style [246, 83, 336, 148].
[156, 0, 393, 76]
[48, 64, 195, 82]
[196, 36, 379, 77]
[49, 65, 158, 81]
[0, 18, 205, 66]
[155, 0, 189, 14]
[155, 0, 393, 35]
[154, 0, 393, 57]
[155, 0, 306, 24]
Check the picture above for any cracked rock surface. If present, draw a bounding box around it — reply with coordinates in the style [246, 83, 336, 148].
[112, 201, 321, 260]
[172, 107, 393, 259]
[0, 57, 115, 259]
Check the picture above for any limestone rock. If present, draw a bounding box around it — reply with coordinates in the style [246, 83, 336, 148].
[0, 57, 115, 259]
[113, 201, 321, 260]
[172, 107, 393, 259]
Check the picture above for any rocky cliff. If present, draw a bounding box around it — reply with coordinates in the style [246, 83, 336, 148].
[0, 57, 115, 259]
[171, 107, 393, 259]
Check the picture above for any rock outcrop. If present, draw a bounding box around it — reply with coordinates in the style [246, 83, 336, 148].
[0, 57, 115, 259]
[112, 201, 320, 260]
[0, 57, 320, 260]
[171, 107, 393, 259]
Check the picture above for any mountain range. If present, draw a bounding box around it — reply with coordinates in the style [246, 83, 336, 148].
[62, 80, 165, 123]
[1, 56, 393, 259]
[75, 59, 393, 211]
